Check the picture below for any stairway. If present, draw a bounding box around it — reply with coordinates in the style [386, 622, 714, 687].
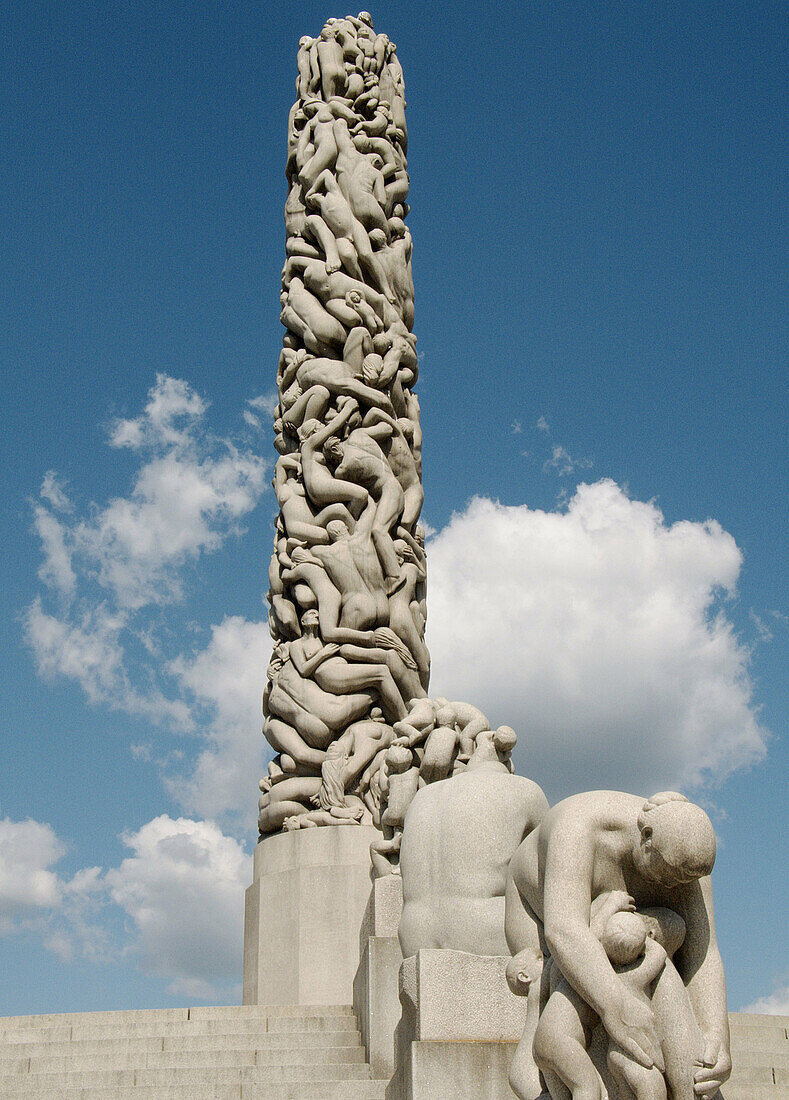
[0, 1004, 389, 1099]
[0, 1005, 785, 1098]
[725, 1012, 789, 1099]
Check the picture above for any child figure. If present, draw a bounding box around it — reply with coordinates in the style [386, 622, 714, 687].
[530, 907, 668, 1100]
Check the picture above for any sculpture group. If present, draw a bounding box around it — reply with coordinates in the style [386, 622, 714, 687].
[257, 14, 732, 1099]
[260, 9, 430, 836]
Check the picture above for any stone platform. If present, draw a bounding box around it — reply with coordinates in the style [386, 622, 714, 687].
[243, 825, 379, 1006]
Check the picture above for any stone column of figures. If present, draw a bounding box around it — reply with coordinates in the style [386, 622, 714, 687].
[258, 12, 430, 834]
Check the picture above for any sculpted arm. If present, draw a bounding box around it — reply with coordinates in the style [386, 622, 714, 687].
[274, 455, 300, 500]
[542, 819, 662, 1071]
[673, 877, 731, 1092]
[303, 403, 356, 459]
[289, 639, 338, 679]
[629, 937, 668, 988]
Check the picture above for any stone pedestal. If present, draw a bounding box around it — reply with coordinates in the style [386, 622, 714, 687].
[386, 949, 528, 1100]
[353, 875, 404, 1078]
[243, 826, 377, 1006]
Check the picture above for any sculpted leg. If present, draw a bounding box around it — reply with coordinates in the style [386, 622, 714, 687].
[264, 717, 326, 771]
[607, 1047, 667, 1100]
[282, 384, 331, 430]
[315, 656, 408, 722]
[267, 686, 333, 748]
[651, 957, 706, 1100]
[506, 877, 550, 1100]
[305, 214, 341, 272]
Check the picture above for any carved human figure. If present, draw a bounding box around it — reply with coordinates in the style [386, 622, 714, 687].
[265, 641, 373, 751]
[387, 539, 429, 687]
[300, 409, 370, 516]
[295, 37, 320, 100]
[296, 98, 357, 191]
[369, 742, 419, 878]
[281, 277, 348, 355]
[304, 169, 396, 296]
[293, 351, 393, 416]
[529, 901, 669, 1100]
[378, 42, 407, 146]
[369, 216, 414, 325]
[315, 24, 346, 100]
[288, 607, 410, 723]
[273, 453, 352, 544]
[505, 791, 730, 1100]
[294, 498, 389, 635]
[321, 415, 406, 591]
[397, 726, 549, 958]
[362, 407, 423, 526]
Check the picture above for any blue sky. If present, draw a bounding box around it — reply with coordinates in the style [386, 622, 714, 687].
[1, 0, 786, 1017]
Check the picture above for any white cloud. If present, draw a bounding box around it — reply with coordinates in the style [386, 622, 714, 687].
[536, 415, 550, 433]
[33, 375, 267, 612]
[168, 616, 272, 822]
[247, 392, 279, 417]
[543, 442, 593, 476]
[0, 808, 250, 997]
[106, 816, 250, 999]
[24, 598, 192, 728]
[741, 985, 789, 1016]
[109, 374, 207, 451]
[426, 480, 767, 798]
[26, 374, 268, 740]
[40, 471, 72, 512]
[749, 610, 774, 643]
[33, 503, 76, 595]
[0, 814, 66, 931]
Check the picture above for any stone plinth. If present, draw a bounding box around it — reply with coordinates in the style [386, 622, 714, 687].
[354, 875, 404, 1078]
[243, 826, 377, 1006]
[386, 949, 528, 1100]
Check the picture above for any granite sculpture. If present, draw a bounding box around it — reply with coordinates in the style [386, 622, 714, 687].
[252, 19, 733, 1100]
[505, 790, 731, 1100]
[396, 726, 549, 957]
[259, 11, 428, 833]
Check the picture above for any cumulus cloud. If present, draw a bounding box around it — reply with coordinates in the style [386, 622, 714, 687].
[25, 374, 268, 737]
[741, 985, 789, 1016]
[0, 808, 249, 998]
[426, 480, 767, 798]
[106, 816, 250, 999]
[24, 597, 192, 727]
[109, 374, 208, 451]
[32, 375, 266, 612]
[0, 814, 66, 931]
[168, 616, 272, 822]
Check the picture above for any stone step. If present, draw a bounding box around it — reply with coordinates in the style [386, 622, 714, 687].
[729, 1031, 789, 1052]
[0, 1044, 368, 1073]
[722, 1088, 788, 1100]
[0, 1031, 363, 1059]
[731, 1013, 789, 1031]
[727, 1064, 783, 1086]
[0, 1004, 354, 1029]
[733, 1049, 789, 1069]
[0, 1014, 360, 1043]
[0, 1082, 389, 1100]
[0, 1062, 374, 1089]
